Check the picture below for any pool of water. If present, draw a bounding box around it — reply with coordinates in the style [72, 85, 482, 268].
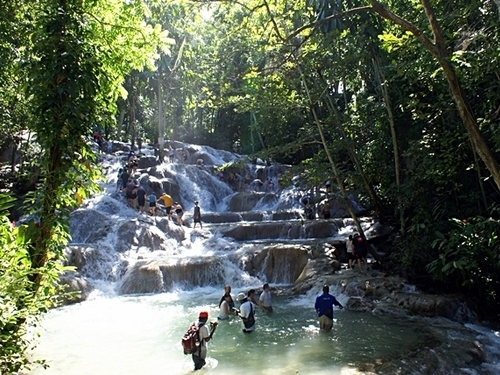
[29, 287, 424, 375]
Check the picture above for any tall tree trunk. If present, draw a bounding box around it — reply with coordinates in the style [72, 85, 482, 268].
[372, 54, 405, 233]
[368, 0, 500, 194]
[318, 74, 386, 218]
[300, 66, 383, 262]
[158, 71, 165, 160]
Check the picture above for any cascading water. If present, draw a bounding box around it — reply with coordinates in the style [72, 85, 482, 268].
[29, 141, 500, 375]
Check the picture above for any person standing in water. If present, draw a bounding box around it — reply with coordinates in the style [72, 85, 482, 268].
[218, 285, 235, 311]
[193, 201, 202, 229]
[314, 285, 343, 331]
[238, 289, 257, 333]
[258, 283, 273, 313]
[218, 294, 237, 320]
[191, 311, 217, 371]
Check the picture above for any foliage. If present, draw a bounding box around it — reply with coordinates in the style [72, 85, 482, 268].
[0, 0, 169, 368]
[427, 213, 500, 316]
[0, 194, 63, 373]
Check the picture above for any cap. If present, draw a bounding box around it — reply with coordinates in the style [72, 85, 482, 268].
[199, 311, 209, 319]
[237, 292, 246, 301]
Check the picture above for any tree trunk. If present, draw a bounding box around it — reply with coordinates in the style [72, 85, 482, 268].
[318, 74, 386, 218]
[299, 66, 384, 262]
[368, 0, 500, 193]
[158, 71, 165, 160]
[372, 54, 405, 233]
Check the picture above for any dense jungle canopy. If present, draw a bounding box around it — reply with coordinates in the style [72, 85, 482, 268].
[1, 0, 500, 372]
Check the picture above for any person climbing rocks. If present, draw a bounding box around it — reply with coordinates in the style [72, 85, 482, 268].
[148, 192, 156, 215]
[157, 193, 173, 220]
[353, 233, 368, 273]
[120, 168, 129, 192]
[193, 201, 202, 229]
[136, 185, 146, 213]
[125, 178, 138, 210]
[314, 285, 343, 332]
[173, 201, 184, 225]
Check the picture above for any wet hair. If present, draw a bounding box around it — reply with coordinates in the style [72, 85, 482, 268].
[323, 285, 329, 293]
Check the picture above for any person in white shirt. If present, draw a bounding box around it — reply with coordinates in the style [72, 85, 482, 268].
[192, 311, 217, 371]
[218, 294, 236, 320]
[238, 289, 256, 333]
[258, 283, 273, 313]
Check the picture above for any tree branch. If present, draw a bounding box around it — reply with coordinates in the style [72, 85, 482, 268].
[366, 0, 439, 58]
[285, 7, 372, 42]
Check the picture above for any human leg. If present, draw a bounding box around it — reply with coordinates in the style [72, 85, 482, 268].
[318, 315, 333, 331]
[192, 353, 206, 370]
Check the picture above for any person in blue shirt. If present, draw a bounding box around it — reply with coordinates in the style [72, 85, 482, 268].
[314, 285, 343, 331]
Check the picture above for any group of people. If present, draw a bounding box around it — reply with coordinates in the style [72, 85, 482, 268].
[300, 194, 332, 220]
[188, 283, 343, 371]
[346, 233, 369, 273]
[166, 145, 189, 164]
[188, 284, 273, 371]
[116, 164, 201, 227]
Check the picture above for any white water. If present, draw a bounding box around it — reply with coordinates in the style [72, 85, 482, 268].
[28, 142, 500, 374]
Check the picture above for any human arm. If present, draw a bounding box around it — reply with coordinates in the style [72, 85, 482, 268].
[238, 302, 249, 320]
[206, 322, 218, 341]
[334, 298, 344, 310]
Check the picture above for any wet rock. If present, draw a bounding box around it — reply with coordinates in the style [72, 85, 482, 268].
[138, 155, 159, 169]
[58, 272, 94, 305]
[228, 192, 265, 211]
[118, 260, 164, 294]
[70, 209, 112, 243]
[293, 261, 477, 323]
[154, 217, 187, 243]
[115, 218, 185, 252]
[303, 220, 342, 238]
[251, 245, 309, 284]
[200, 212, 243, 223]
[64, 244, 124, 282]
[117, 256, 228, 294]
[346, 297, 374, 312]
[64, 245, 89, 270]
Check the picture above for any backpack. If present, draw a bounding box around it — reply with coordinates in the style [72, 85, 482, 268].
[181, 321, 203, 355]
[242, 303, 255, 329]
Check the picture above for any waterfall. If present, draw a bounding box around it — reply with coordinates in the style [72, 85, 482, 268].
[28, 140, 500, 375]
